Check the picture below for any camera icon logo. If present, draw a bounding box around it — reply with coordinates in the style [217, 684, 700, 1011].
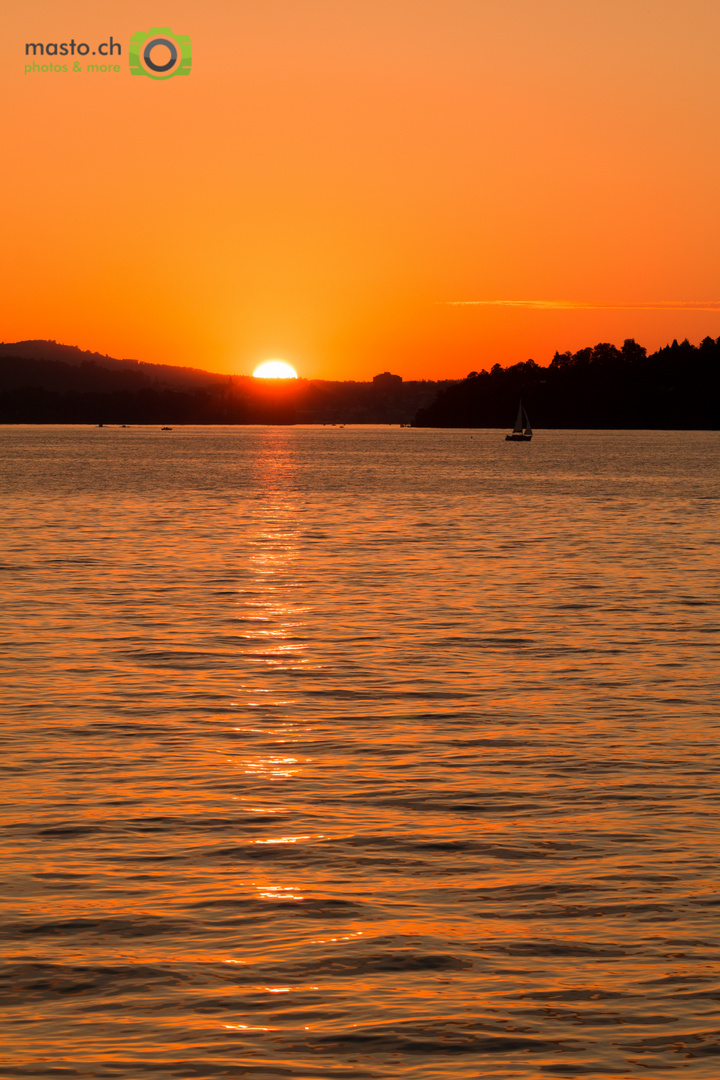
[129, 28, 191, 80]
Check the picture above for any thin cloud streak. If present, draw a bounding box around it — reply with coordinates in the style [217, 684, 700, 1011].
[442, 300, 720, 311]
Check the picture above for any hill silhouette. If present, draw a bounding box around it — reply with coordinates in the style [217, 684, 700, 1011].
[0, 340, 228, 389]
[414, 337, 720, 430]
[0, 341, 451, 425]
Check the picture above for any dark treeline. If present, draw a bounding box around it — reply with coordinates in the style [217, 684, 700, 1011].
[415, 337, 720, 429]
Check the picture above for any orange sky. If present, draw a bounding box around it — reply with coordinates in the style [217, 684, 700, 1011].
[2, 0, 720, 380]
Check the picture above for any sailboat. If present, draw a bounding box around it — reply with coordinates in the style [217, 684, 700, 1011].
[505, 401, 532, 441]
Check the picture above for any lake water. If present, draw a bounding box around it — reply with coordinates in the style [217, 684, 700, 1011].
[1, 425, 719, 1079]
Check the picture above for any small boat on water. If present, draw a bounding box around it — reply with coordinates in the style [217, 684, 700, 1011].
[505, 401, 532, 441]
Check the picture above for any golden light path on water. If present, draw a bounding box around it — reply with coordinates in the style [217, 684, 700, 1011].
[0, 426, 719, 1079]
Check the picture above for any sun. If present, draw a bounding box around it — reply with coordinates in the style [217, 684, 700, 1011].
[253, 360, 298, 379]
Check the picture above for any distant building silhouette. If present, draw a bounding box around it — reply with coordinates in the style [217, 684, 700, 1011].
[373, 371, 402, 389]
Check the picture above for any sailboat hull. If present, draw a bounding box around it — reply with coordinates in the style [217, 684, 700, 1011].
[505, 433, 532, 441]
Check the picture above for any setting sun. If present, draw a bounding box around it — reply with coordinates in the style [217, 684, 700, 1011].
[253, 361, 298, 379]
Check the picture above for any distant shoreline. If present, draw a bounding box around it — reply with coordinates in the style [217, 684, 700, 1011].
[1, 336, 718, 429]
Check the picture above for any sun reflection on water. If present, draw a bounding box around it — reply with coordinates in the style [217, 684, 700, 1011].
[255, 884, 305, 901]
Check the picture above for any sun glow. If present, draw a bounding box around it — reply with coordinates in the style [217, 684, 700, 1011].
[253, 361, 298, 379]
